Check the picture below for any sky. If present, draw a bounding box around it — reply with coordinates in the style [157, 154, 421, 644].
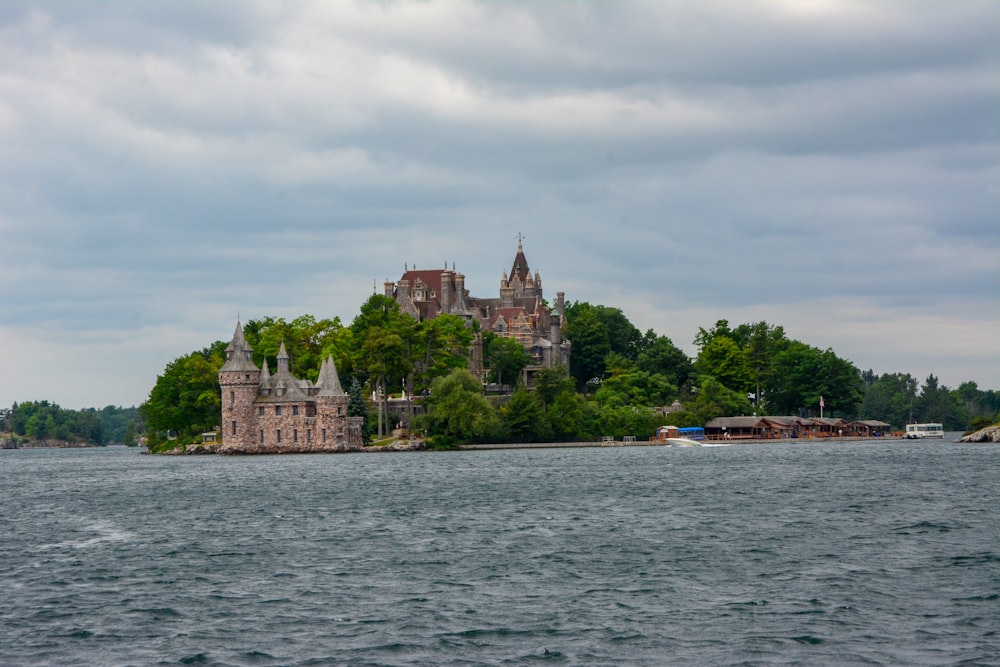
[1, 1, 998, 410]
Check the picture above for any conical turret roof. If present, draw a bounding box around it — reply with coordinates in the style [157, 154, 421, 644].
[220, 320, 259, 372]
[317, 354, 346, 397]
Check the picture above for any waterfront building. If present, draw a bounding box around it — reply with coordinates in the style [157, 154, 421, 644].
[218, 323, 363, 453]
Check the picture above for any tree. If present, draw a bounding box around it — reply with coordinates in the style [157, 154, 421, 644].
[693, 319, 734, 351]
[546, 390, 593, 441]
[533, 365, 577, 411]
[351, 295, 415, 437]
[563, 301, 646, 391]
[348, 378, 372, 445]
[596, 353, 677, 408]
[483, 330, 532, 386]
[733, 321, 785, 409]
[422, 369, 501, 446]
[563, 304, 611, 391]
[914, 375, 965, 430]
[413, 314, 474, 391]
[687, 375, 755, 424]
[501, 387, 547, 442]
[764, 341, 861, 416]
[695, 336, 752, 394]
[636, 334, 695, 391]
[141, 341, 226, 448]
[858, 372, 918, 429]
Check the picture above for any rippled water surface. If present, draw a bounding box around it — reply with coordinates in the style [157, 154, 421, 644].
[2, 440, 998, 666]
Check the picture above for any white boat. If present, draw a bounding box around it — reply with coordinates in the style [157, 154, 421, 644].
[904, 423, 945, 439]
[664, 437, 702, 447]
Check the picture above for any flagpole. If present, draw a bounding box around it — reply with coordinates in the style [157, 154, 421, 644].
[820, 395, 825, 419]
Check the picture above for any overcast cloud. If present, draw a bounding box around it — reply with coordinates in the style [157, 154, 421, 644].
[1, 1, 997, 410]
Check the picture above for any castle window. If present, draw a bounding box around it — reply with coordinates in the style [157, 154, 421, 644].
[275, 405, 282, 416]
[259, 429, 264, 444]
[258, 406, 264, 416]
[245, 374, 250, 380]
[322, 429, 327, 442]
[293, 429, 298, 443]
[276, 429, 281, 443]
[337, 406, 343, 416]
[230, 391, 235, 405]
[231, 421, 237, 436]
[293, 405, 299, 416]
[306, 430, 312, 443]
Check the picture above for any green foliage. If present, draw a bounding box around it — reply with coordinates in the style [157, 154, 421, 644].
[686, 375, 754, 424]
[914, 374, 966, 430]
[695, 336, 752, 395]
[422, 369, 501, 445]
[533, 365, 576, 410]
[636, 333, 695, 390]
[596, 353, 678, 408]
[413, 314, 475, 391]
[500, 387, 548, 442]
[546, 389, 594, 441]
[141, 341, 226, 448]
[8, 400, 102, 444]
[967, 415, 995, 432]
[130, 290, 998, 449]
[483, 329, 532, 386]
[594, 403, 660, 440]
[244, 315, 349, 382]
[564, 304, 610, 390]
[348, 378, 372, 445]
[858, 372, 918, 429]
[764, 341, 862, 416]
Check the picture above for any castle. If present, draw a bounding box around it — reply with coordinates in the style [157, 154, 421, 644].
[218, 323, 363, 453]
[383, 241, 570, 383]
[217, 241, 567, 451]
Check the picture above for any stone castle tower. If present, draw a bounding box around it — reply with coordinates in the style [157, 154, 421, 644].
[218, 322, 362, 453]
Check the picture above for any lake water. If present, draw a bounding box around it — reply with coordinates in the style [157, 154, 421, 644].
[2, 439, 998, 666]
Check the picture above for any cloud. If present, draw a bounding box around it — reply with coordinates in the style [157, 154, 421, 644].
[0, 0, 997, 409]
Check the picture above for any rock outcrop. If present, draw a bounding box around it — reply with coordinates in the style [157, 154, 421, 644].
[361, 439, 427, 452]
[958, 425, 1000, 443]
[218, 441, 363, 455]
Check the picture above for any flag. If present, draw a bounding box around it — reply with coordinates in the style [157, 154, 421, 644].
[820, 396, 825, 408]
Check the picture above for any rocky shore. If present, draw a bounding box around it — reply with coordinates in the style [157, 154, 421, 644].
[157, 439, 427, 455]
[1, 438, 92, 449]
[958, 425, 1000, 443]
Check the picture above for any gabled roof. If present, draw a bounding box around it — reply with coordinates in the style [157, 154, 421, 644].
[852, 419, 890, 427]
[705, 416, 766, 429]
[486, 307, 532, 329]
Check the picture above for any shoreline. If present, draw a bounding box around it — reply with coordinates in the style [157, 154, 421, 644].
[458, 436, 911, 450]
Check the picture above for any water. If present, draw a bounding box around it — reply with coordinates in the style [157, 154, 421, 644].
[2, 440, 998, 666]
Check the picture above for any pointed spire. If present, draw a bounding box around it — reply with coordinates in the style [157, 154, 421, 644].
[220, 320, 259, 371]
[277, 341, 290, 374]
[317, 355, 346, 396]
[259, 360, 272, 382]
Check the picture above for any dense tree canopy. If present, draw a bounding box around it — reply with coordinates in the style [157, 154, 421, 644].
[16, 292, 995, 450]
[4, 400, 140, 445]
[141, 342, 226, 450]
[422, 369, 502, 446]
